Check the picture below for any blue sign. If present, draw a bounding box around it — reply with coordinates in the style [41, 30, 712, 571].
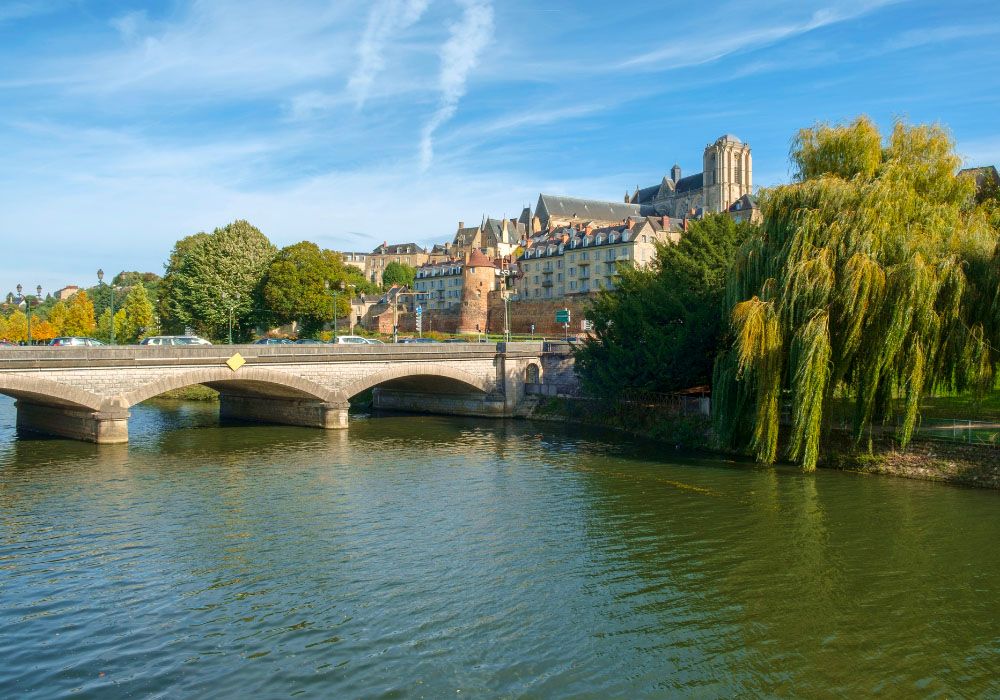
[415, 305, 423, 315]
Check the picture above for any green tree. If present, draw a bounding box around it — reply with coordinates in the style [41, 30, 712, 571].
[260, 242, 353, 337]
[96, 307, 128, 344]
[159, 221, 276, 340]
[576, 215, 755, 396]
[61, 291, 97, 337]
[382, 261, 416, 288]
[120, 284, 158, 342]
[714, 117, 1000, 471]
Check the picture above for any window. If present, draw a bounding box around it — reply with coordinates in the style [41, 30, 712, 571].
[570, 267, 576, 277]
[570, 280, 577, 290]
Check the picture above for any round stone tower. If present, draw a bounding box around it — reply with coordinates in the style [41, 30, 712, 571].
[456, 249, 496, 335]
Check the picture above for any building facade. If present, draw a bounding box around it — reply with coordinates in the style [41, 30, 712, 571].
[339, 252, 368, 273]
[364, 242, 429, 286]
[515, 216, 680, 300]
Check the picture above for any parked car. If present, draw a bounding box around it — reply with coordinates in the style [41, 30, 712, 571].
[254, 338, 293, 345]
[139, 335, 212, 346]
[294, 338, 326, 345]
[331, 335, 371, 345]
[399, 337, 438, 344]
[0, 339, 16, 346]
[50, 337, 105, 346]
[364, 338, 385, 345]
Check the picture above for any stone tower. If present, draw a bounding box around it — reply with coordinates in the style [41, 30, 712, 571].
[702, 134, 752, 213]
[456, 249, 496, 335]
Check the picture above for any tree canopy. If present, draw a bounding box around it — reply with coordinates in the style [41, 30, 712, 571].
[382, 261, 416, 288]
[260, 242, 358, 337]
[714, 117, 1000, 471]
[576, 214, 755, 397]
[159, 220, 276, 340]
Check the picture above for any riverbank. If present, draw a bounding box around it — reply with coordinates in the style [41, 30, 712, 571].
[529, 396, 1000, 489]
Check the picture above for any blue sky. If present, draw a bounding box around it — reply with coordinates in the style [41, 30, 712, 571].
[1, 0, 999, 294]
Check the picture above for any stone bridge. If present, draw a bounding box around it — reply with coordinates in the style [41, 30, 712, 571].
[0, 342, 575, 443]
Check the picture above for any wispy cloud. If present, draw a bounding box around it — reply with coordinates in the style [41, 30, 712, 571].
[618, 1, 901, 71]
[348, 0, 431, 108]
[419, 0, 494, 171]
[885, 23, 1000, 51]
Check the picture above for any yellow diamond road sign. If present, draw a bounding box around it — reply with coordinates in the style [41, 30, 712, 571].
[226, 353, 246, 372]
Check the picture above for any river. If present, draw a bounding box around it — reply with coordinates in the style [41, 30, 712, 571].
[0, 396, 997, 698]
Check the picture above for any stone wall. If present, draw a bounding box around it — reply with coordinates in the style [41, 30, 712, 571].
[487, 295, 594, 336]
[539, 341, 580, 395]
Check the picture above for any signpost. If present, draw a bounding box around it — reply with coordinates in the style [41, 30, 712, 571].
[555, 308, 570, 340]
[415, 305, 423, 337]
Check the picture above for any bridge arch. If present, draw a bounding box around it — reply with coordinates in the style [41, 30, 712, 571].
[335, 363, 492, 403]
[123, 367, 338, 408]
[0, 375, 105, 412]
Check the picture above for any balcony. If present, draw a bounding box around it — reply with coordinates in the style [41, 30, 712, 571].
[542, 280, 554, 288]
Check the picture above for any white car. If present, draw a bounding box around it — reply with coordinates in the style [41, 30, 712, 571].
[331, 335, 371, 345]
[139, 335, 213, 346]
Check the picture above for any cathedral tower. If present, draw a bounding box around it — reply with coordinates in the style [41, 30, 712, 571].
[702, 135, 752, 213]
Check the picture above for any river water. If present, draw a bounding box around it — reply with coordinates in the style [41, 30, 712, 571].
[0, 396, 997, 698]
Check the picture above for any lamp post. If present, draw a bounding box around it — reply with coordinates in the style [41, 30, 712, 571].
[97, 269, 116, 345]
[7, 284, 42, 345]
[222, 291, 240, 344]
[391, 290, 428, 343]
[326, 280, 356, 342]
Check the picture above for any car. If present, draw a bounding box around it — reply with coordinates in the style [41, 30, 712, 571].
[254, 338, 293, 345]
[331, 335, 371, 345]
[0, 339, 16, 346]
[50, 337, 105, 346]
[364, 338, 385, 345]
[399, 337, 438, 344]
[294, 338, 326, 345]
[139, 335, 213, 346]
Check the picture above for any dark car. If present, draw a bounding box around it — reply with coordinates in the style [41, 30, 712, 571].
[254, 338, 293, 345]
[399, 337, 438, 344]
[294, 339, 326, 345]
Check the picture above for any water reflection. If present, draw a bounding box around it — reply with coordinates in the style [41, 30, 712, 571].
[0, 396, 998, 698]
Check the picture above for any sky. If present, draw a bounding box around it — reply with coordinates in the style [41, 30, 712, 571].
[1, 0, 999, 294]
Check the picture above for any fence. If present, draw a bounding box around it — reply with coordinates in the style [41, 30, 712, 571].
[912, 419, 999, 447]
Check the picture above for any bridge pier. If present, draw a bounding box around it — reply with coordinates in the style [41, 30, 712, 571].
[372, 388, 509, 417]
[15, 400, 130, 444]
[219, 394, 349, 430]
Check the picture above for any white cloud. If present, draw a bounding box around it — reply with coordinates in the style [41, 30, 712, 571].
[347, 0, 431, 108]
[618, 0, 901, 70]
[419, 0, 494, 171]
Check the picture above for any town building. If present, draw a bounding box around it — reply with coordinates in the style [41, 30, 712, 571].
[53, 285, 79, 301]
[339, 252, 368, 273]
[515, 216, 681, 300]
[364, 242, 429, 286]
[448, 217, 522, 259]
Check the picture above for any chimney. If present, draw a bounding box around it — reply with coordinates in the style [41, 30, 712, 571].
[626, 217, 635, 230]
[662, 215, 670, 230]
[671, 164, 682, 183]
[584, 224, 593, 236]
[458, 221, 465, 230]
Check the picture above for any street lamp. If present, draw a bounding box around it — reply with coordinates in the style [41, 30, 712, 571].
[6, 283, 42, 345]
[97, 269, 117, 345]
[222, 290, 240, 344]
[326, 280, 355, 342]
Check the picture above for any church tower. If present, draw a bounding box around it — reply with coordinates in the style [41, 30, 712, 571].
[702, 135, 752, 213]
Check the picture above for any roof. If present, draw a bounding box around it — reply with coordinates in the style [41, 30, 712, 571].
[717, 134, 742, 144]
[630, 184, 660, 204]
[372, 242, 426, 255]
[536, 193, 648, 224]
[674, 173, 703, 193]
[467, 248, 496, 268]
[958, 165, 1000, 188]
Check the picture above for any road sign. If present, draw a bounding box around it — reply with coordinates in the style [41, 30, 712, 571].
[555, 308, 570, 324]
[415, 305, 422, 314]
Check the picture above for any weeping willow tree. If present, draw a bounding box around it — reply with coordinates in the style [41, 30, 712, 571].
[714, 117, 1000, 471]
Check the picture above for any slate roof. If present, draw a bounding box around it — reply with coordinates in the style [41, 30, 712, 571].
[674, 173, 704, 193]
[372, 242, 426, 255]
[630, 184, 660, 204]
[536, 194, 649, 224]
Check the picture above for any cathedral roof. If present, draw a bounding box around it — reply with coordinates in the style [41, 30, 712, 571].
[674, 173, 704, 193]
[536, 193, 647, 223]
[717, 134, 742, 144]
[631, 184, 660, 204]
